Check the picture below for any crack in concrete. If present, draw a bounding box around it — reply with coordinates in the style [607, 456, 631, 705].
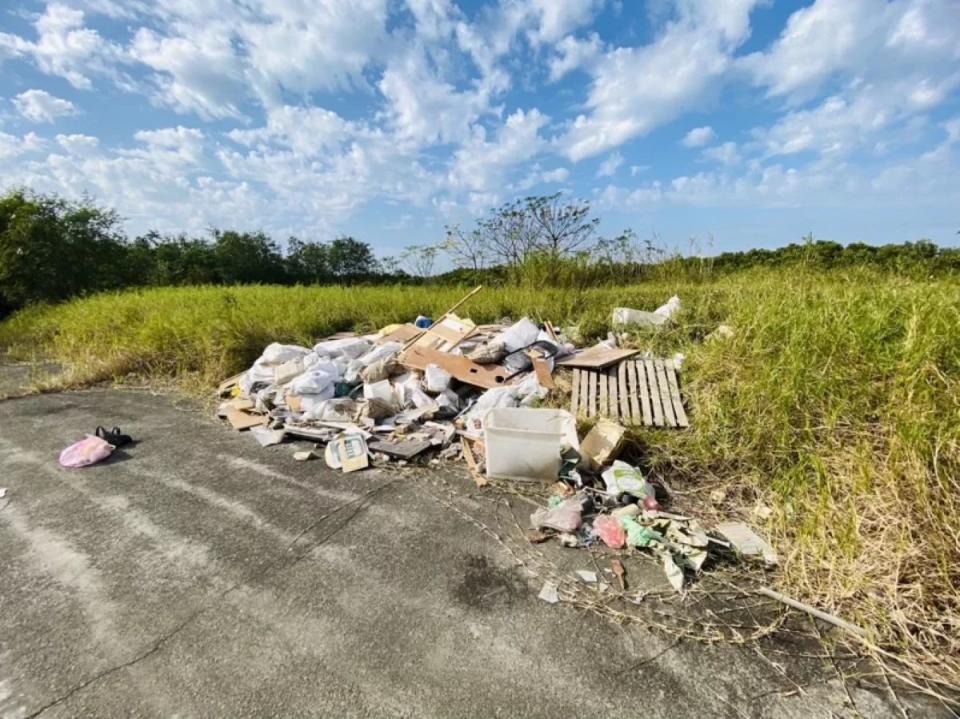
[22, 478, 399, 718]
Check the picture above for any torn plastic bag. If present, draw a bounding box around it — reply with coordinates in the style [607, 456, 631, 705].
[398, 375, 433, 409]
[530, 496, 583, 533]
[620, 516, 663, 547]
[360, 357, 399, 383]
[303, 398, 360, 422]
[463, 374, 545, 431]
[435, 388, 460, 416]
[344, 341, 402, 382]
[601, 460, 656, 499]
[287, 359, 339, 398]
[593, 514, 626, 549]
[59, 434, 115, 468]
[654, 295, 681, 320]
[260, 342, 311, 365]
[313, 337, 372, 359]
[424, 363, 451, 393]
[493, 317, 540, 353]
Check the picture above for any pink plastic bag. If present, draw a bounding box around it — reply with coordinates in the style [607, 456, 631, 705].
[593, 514, 626, 549]
[59, 435, 115, 468]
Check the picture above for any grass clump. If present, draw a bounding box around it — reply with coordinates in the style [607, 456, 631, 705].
[1, 268, 958, 689]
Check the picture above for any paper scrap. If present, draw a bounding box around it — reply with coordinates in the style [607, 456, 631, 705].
[538, 582, 560, 604]
[575, 570, 598, 583]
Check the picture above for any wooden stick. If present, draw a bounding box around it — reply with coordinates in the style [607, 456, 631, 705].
[400, 285, 484, 353]
[757, 587, 866, 637]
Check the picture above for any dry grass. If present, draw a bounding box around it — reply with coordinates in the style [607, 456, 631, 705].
[1, 268, 958, 690]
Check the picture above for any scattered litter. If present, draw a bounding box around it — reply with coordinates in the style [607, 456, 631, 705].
[250, 426, 286, 447]
[716, 521, 779, 565]
[0, 488, 7, 498]
[611, 295, 680, 329]
[611, 559, 626, 590]
[538, 582, 560, 604]
[210, 287, 776, 602]
[324, 433, 369, 473]
[580, 419, 625, 471]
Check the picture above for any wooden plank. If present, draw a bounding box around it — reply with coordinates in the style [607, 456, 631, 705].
[607, 366, 619, 421]
[635, 360, 652, 426]
[617, 361, 630, 422]
[580, 369, 589, 417]
[655, 359, 677, 427]
[627, 360, 642, 424]
[644, 359, 664, 427]
[570, 368, 581, 416]
[664, 359, 689, 428]
[599, 370, 608, 416]
[557, 347, 640, 369]
[586, 372, 597, 417]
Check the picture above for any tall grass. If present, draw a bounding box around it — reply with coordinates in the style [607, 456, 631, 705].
[1, 268, 957, 687]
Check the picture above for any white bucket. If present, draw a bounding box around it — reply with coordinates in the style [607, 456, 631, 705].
[484, 408, 579, 481]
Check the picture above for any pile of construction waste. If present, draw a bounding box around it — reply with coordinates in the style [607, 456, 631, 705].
[216, 286, 776, 591]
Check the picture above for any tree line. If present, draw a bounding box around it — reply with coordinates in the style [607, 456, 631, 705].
[1, 187, 957, 316]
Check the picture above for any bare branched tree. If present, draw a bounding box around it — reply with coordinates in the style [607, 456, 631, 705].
[399, 243, 439, 277]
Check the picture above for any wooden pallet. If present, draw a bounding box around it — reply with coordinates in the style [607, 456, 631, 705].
[570, 358, 689, 428]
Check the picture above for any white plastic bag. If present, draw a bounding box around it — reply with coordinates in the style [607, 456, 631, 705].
[287, 359, 339, 398]
[424, 363, 452, 393]
[493, 317, 540, 352]
[260, 342, 311, 365]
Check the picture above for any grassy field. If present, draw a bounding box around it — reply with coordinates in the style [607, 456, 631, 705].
[1, 267, 958, 690]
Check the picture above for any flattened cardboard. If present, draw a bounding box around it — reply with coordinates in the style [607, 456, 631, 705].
[378, 324, 423, 345]
[226, 410, 267, 431]
[531, 356, 555, 389]
[580, 419, 626, 471]
[411, 314, 476, 352]
[401, 345, 512, 389]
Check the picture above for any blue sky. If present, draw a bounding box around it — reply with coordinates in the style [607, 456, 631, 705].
[1, 0, 958, 263]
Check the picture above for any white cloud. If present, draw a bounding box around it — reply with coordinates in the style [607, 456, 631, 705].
[448, 108, 549, 192]
[129, 28, 247, 119]
[227, 106, 356, 156]
[0, 3, 123, 89]
[561, 0, 759, 160]
[241, 0, 390, 103]
[525, 0, 602, 46]
[742, 0, 960, 101]
[13, 89, 77, 123]
[702, 141, 740, 165]
[379, 45, 506, 146]
[595, 151, 623, 177]
[0, 131, 44, 160]
[548, 33, 602, 81]
[682, 126, 715, 147]
[56, 133, 100, 156]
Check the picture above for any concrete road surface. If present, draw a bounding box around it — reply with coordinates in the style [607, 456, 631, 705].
[0, 379, 946, 717]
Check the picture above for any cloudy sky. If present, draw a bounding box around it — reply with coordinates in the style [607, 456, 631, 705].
[1, 0, 958, 259]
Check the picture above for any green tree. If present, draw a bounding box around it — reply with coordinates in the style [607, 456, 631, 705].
[0, 189, 126, 309]
[285, 237, 331, 284]
[327, 236, 376, 278]
[212, 229, 286, 284]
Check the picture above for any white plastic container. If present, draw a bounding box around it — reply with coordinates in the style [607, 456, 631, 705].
[484, 408, 579, 481]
